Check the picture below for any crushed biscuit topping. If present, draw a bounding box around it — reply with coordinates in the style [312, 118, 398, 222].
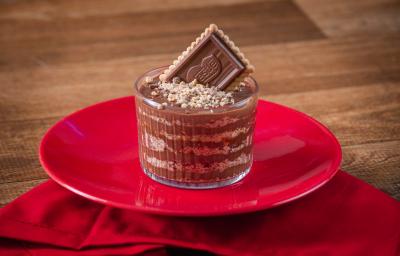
[148, 78, 235, 109]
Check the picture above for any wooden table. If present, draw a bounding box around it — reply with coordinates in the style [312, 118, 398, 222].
[1, 0, 399, 206]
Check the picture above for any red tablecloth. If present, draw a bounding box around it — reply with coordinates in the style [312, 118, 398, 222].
[0, 170, 399, 255]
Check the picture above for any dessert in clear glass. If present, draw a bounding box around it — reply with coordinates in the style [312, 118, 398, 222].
[133, 67, 258, 189]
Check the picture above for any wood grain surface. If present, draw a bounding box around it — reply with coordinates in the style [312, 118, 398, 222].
[0, 0, 399, 206]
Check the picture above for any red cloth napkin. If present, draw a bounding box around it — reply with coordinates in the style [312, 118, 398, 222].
[0, 170, 399, 256]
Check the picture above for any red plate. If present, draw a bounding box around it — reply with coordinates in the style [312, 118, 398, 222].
[40, 97, 341, 216]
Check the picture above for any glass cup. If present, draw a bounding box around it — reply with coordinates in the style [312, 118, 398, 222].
[133, 67, 259, 189]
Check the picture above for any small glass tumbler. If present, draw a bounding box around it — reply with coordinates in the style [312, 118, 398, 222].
[133, 67, 259, 189]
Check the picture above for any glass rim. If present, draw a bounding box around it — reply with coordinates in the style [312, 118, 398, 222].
[133, 66, 259, 114]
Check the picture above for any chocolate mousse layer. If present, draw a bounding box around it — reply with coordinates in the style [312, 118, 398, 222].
[134, 67, 258, 184]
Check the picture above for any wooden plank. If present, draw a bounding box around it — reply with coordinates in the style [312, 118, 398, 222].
[0, 118, 57, 184]
[0, 179, 46, 206]
[253, 35, 400, 95]
[266, 83, 400, 147]
[296, 0, 400, 37]
[1, 35, 399, 122]
[342, 140, 400, 200]
[0, 0, 263, 19]
[0, 1, 324, 70]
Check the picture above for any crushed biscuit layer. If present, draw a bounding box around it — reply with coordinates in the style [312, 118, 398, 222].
[148, 79, 235, 109]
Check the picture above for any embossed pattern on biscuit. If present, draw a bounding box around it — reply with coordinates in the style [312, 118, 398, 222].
[187, 54, 222, 84]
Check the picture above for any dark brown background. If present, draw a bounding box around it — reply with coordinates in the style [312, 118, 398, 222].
[0, 0, 399, 205]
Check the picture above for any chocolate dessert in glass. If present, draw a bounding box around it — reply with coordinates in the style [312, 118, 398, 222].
[133, 24, 258, 189]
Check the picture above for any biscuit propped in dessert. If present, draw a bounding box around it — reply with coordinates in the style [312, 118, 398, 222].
[159, 24, 254, 91]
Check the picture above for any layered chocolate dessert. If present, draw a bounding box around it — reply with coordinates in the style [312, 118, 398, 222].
[134, 24, 258, 188]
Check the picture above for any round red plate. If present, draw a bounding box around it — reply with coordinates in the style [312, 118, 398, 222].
[40, 97, 341, 216]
